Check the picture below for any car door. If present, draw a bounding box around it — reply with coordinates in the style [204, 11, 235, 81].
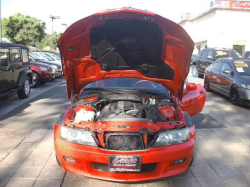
[217, 62, 234, 96]
[10, 48, 24, 86]
[207, 60, 223, 93]
[0, 48, 12, 92]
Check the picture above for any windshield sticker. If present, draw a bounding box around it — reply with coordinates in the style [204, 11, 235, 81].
[234, 63, 248, 68]
[234, 61, 245, 64]
[236, 67, 245, 72]
[216, 51, 227, 56]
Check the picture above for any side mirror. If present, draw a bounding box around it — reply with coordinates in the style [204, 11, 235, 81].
[183, 83, 197, 96]
[207, 55, 214, 60]
[0, 59, 9, 66]
[223, 69, 232, 76]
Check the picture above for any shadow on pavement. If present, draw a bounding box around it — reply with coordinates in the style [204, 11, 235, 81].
[192, 113, 226, 129]
[0, 84, 70, 129]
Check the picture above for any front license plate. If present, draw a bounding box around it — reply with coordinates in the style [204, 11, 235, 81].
[109, 155, 141, 172]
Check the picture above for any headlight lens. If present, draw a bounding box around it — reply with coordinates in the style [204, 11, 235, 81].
[40, 66, 48, 71]
[60, 126, 97, 146]
[154, 128, 190, 147]
[241, 84, 250, 90]
[51, 65, 58, 69]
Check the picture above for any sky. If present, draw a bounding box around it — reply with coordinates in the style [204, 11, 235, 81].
[1, 0, 212, 34]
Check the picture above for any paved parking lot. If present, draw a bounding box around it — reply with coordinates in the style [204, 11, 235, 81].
[0, 79, 249, 187]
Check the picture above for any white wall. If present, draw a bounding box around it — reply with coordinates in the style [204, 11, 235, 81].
[180, 9, 250, 52]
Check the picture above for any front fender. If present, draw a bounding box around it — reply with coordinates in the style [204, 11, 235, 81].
[17, 69, 32, 87]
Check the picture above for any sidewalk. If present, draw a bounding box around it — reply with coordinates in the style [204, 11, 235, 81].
[0, 128, 249, 187]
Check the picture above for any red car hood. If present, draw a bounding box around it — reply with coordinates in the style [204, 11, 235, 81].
[58, 8, 194, 100]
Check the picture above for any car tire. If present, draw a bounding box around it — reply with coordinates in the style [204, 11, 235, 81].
[30, 72, 40, 88]
[17, 76, 31, 99]
[230, 85, 240, 105]
[204, 77, 211, 92]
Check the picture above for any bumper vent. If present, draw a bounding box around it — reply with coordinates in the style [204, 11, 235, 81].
[92, 163, 157, 173]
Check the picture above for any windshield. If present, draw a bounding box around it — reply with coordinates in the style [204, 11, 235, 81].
[30, 53, 44, 60]
[51, 54, 61, 60]
[215, 50, 241, 60]
[40, 54, 53, 61]
[83, 78, 169, 96]
[233, 60, 250, 76]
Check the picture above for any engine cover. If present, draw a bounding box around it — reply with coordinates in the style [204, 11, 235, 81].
[100, 101, 144, 119]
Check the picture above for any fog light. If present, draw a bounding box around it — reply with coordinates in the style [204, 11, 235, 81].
[64, 156, 76, 163]
[173, 158, 186, 165]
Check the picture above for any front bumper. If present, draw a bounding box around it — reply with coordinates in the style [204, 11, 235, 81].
[54, 124, 195, 182]
[239, 88, 250, 106]
[40, 71, 54, 82]
[54, 70, 63, 77]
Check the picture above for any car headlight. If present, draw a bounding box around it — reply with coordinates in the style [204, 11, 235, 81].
[241, 84, 250, 90]
[51, 65, 58, 69]
[40, 66, 48, 71]
[60, 126, 97, 146]
[153, 128, 190, 147]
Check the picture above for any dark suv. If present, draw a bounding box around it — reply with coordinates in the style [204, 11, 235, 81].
[193, 48, 241, 77]
[0, 43, 32, 99]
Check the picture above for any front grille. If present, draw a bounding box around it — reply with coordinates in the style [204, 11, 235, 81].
[92, 163, 157, 173]
[106, 133, 144, 151]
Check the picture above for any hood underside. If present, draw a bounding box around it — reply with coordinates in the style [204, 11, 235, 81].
[58, 8, 194, 100]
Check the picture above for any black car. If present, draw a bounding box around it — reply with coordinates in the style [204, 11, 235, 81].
[204, 58, 250, 106]
[193, 48, 241, 77]
[0, 43, 32, 99]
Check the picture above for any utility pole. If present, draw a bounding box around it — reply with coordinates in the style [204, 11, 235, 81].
[49, 15, 60, 51]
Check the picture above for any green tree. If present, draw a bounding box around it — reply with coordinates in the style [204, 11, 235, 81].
[2, 13, 46, 46]
[38, 32, 62, 51]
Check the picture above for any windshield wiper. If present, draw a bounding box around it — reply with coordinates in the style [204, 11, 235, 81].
[83, 88, 121, 94]
[115, 89, 167, 97]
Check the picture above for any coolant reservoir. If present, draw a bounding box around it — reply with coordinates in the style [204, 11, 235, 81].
[158, 106, 175, 120]
[74, 105, 95, 122]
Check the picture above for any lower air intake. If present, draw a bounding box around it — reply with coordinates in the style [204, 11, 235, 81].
[106, 133, 144, 151]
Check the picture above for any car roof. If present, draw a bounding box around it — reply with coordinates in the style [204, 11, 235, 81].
[205, 48, 235, 51]
[219, 58, 250, 62]
[0, 42, 29, 50]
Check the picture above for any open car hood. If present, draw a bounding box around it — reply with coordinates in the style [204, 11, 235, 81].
[58, 8, 194, 100]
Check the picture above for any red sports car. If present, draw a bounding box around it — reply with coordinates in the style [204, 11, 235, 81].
[54, 8, 206, 182]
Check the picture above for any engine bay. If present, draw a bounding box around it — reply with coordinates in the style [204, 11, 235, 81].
[71, 94, 177, 122]
[62, 93, 188, 151]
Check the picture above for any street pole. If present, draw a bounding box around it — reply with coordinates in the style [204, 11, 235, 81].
[49, 15, 60, 51]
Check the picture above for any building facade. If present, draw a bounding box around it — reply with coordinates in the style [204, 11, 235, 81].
[179, 0, 250, 55]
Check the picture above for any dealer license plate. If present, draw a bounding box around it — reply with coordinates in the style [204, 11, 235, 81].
[109, 155, 141, 172]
